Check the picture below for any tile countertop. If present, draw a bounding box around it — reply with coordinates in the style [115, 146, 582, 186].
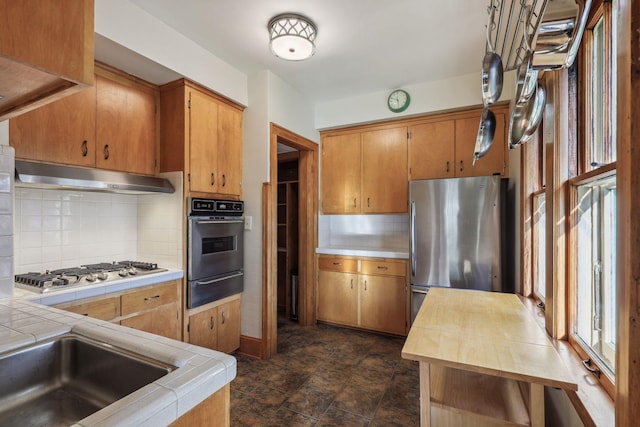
[2, 269, 237, 427]
[316, 246, 409, 259]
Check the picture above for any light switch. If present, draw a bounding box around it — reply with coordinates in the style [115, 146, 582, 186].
[244, 215, 252, 231]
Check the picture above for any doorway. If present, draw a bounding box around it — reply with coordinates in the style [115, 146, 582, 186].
[276, 146, 299, 323]
[262, 123, 318, 359]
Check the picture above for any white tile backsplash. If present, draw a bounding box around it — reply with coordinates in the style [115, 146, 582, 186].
[14, 171, 184, 274]
[0, 145, 12, 296]
[318, 214, 409, 250]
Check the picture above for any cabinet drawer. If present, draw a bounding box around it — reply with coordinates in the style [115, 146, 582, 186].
[59, 297, 120, 321]
[360, 259, 407, 276]
[121, 282, 178, 315]
[318, 256, 358, 273]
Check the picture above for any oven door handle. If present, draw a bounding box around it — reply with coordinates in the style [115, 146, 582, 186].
[195, 272, 244, 286]
[194, 220, 244, 225]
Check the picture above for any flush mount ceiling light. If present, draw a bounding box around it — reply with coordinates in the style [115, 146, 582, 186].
[268, 13, 317, 61]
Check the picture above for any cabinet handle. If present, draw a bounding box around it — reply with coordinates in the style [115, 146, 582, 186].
[367, 197, 371, 208]
[446, 161, 450, 173]
[222, 312, 226, 324]
[332, 262, 342, 266]
[222, 174, 226, 187]
[210, 316, 215, 330]
[377, 266, 389, 270]
[211, 173, 215, 186]
[364, 280, 368, 291]
[81, 140, 88, 157]
[350, 279, 353, 289]
[459, 160, 463, 172]
[144, 295, 160, 301]
[103, 144, 109, 160]
[353, 198, 357, 208]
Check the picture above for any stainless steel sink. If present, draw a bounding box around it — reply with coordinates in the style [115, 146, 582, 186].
[0, 334, 175, 427]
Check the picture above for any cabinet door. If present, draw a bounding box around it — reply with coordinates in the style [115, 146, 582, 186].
[360, 275, 406, 335]
[121, 304, 180, 340]
[455, 114, 506, 177]
[317, 270, 358, 326]
[9, 86, 96, 167]
[217, 103, 243, 197]
[408, 120, 455, 179]
[189, 89, 219, 193]
[320, 133, 361, 214]
[217, 298, 241, 353]
[189, 306, 219, 350]
[96, 74, 158, 175]
[362, 127, 408, 213]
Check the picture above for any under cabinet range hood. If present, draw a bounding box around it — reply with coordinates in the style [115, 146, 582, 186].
[15, 160, 174, 194]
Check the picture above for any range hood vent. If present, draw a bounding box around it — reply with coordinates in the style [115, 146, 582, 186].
[15, 160, 174, 194]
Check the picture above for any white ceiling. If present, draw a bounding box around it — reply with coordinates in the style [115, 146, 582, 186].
[119, 0, 489, 104]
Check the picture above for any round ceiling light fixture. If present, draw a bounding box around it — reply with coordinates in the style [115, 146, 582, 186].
[268, 13, 317, 61]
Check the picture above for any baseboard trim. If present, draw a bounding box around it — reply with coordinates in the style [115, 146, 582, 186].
[238, 335, 264, 359]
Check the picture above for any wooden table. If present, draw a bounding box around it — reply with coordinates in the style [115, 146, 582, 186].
[401, 288, 577, 427]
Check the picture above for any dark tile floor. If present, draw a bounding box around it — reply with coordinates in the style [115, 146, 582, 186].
[230, 319, 420, 426]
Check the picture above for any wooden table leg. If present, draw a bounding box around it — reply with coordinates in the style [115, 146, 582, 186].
[419, 362, 431, 427]
[530, 383, 545, 427]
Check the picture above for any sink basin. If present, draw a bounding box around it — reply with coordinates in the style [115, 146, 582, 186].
[0, 334, 175, 427]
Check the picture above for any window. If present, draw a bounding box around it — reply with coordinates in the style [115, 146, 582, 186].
[568, 0, 617, 396]
[574, 174, 616, 376]
[532, 191, 546, 303]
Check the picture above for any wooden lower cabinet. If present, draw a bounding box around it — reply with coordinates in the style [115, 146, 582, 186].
[360, 274, 406, 335]
[170, 383, 230, 427]
[317, 270, 358, 326]
[54, 280, 181, 340]
[188, 295, 241, 354]
[317, 255, 408, 335]
[121, 304, 180, 340]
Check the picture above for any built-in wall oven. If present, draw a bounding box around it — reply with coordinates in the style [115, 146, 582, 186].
[187, 198, 244, 309]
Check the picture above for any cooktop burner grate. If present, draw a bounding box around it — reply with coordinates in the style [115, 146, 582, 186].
[14, 261, 167, 293]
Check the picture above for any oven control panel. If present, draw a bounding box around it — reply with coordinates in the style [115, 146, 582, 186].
[190, 198, 244, 216]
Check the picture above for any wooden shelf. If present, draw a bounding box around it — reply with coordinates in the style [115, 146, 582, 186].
[430, 365, 530, 427]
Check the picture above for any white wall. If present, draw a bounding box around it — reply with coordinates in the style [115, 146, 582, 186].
[315, 71, 516, 130]
[94, 0, 248, 106]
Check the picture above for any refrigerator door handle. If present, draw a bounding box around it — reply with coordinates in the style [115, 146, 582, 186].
[411, 200, 417, 277]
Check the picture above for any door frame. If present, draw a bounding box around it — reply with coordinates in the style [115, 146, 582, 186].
[262, 123, 318, 358]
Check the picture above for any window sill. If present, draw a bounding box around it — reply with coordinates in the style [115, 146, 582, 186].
[519, 296, 614, 427]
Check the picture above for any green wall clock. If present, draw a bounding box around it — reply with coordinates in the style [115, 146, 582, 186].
[387, 89, 410, 113]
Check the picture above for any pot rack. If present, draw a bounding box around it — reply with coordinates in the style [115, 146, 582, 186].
[485, 0, 549, 72]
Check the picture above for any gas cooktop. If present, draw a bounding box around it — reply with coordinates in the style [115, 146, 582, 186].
[15, 261, 168, 294]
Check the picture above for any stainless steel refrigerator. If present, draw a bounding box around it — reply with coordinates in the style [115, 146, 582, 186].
[410, 176, 511, 323]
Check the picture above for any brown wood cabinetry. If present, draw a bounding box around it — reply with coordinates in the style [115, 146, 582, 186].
[187, 294, 241, 354]
[321, 127, 408, 214]
[95, 70, 158, 176]
[160, 79, 244, 198]
[408, 105, 508, 180]
[54, 280, 181, 340]
[9, 63, 160, 176]
[317, 255, 407, 335]
[0, 0, 94, 120]
[9, 87, 97, 167]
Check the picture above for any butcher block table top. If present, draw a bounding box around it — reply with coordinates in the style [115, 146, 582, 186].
[402, 288, 576, 427]
[402, 287, 576, 390]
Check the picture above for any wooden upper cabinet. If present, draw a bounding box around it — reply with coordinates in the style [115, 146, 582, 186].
[9, 86, 97, 167]
[216, 103, 243, 197]
[362, 127, 408, 213]
[96, 69, 159, 176]
[321, 133, 361, 214]
[9, 63, 159, 176]
[408, 105, 508, 180]
[160, 79, 244, 199]
[455, 112, 506, 177]
[0, 0, 94, 120]
[409, 120, 455, 180]
[189, 88, 219, 193]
